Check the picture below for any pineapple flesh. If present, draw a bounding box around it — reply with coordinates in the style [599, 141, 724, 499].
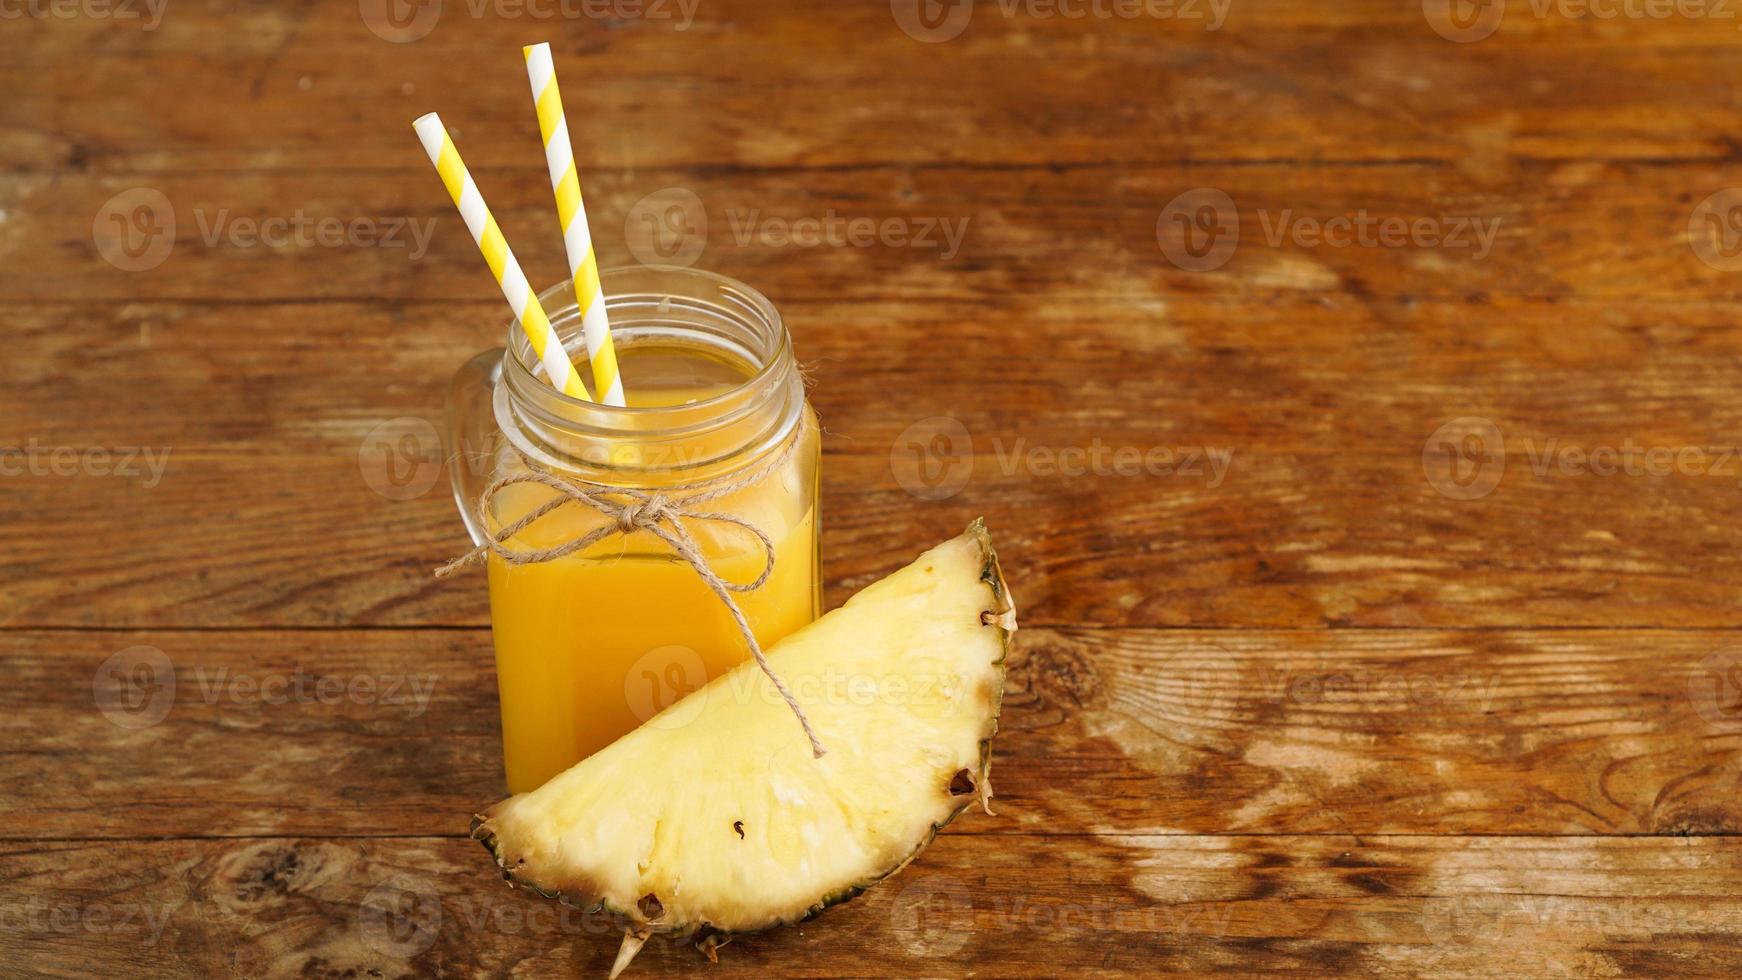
[472, 521, 1014, 966]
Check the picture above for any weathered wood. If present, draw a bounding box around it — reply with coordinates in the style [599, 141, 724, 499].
[12, 447, 1742, 629]
[6, 163, 1739, 305]
[11, 0, 1742, 972]
[2, 834, 1740, 978]
[8, 2, 1742, 174]
[7, 628, 1741, 840]
[11, 298, 1742, 448]
[7, 294, 1742, 629]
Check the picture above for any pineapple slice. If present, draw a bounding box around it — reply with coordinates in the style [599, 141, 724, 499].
[472, 521, 1014, 973]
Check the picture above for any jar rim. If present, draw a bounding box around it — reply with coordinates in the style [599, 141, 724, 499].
[502, 265, 789, 423]
[494, 265, 804, 482]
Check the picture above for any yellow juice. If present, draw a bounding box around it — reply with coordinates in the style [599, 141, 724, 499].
[485, 344, 820, 793]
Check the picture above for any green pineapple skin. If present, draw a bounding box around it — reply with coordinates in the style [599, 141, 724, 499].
[469, 519, 1013, 952]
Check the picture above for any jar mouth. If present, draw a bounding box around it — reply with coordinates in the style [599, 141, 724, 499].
[503, 266, 789, 431]
[496, 266, 803, 482]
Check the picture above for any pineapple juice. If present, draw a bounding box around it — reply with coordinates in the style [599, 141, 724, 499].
[485, 342, 821, 793]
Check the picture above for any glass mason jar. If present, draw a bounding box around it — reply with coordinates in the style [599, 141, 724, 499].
[446, 266, 821, 794]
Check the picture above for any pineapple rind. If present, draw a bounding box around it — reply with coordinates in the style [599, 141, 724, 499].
[471, 520, 1012, 947]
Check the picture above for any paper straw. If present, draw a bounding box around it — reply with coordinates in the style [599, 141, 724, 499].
[413, 112, 591, 402]
[523, 42, 626, 407]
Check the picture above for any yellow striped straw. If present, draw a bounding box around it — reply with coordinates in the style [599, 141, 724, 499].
[413, 111, 591, 402]
[523, 42, 625, 407]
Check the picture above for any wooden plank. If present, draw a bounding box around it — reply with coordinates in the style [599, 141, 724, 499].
[9, 440, 1742, 628]
[2, 833, 1739, 977]
[7, 628, 1740, 839]
[9, 297, 1742, 452]
[8, 296, 1742, 453]
[8, 2, 1742, 174]
[8, 161, 1742, 306]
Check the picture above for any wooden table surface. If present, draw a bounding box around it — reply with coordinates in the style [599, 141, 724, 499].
[9, 1, 1742, 976]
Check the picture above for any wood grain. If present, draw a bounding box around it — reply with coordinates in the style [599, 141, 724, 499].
[6, 296, 1742, 629]
[9, 2, 1742, 174]
[7, 628, 1741, 840]
[2, 834, 1739, 978]
[9, 0, 1742, 974]
[7, 162, 1740, 305]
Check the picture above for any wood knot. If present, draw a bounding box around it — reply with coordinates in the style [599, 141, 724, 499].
[209, 840, 342, 913]
[1015, 640, 1102, 710]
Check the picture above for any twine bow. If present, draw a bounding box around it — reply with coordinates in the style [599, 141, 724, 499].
[436, 427, 825, 758]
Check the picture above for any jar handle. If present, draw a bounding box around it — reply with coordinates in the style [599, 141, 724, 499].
[445, 348, 504, 547]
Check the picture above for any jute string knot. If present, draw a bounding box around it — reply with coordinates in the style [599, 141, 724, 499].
[436, 423, 825, 758]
